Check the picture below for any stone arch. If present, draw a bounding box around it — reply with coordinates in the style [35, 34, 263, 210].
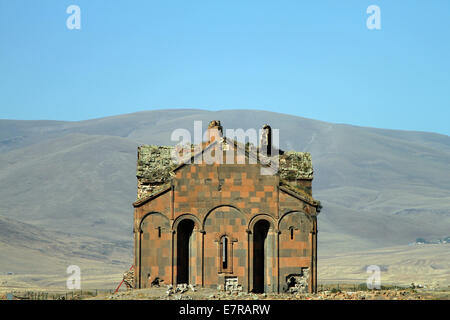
[248, 214, 276, 232]
[248, 214, 276, 293]
[138, 211, 169, 231]
[278, 210, 313, 293]
[138, 212, 171, 289]
[202, 205, 248, 289]
[278, 210, 312, 238]
[202, 204, 245, 230]
[172, 213, 202, 232]
[213, 231, 235, 242]
[172, 214, 202, 285]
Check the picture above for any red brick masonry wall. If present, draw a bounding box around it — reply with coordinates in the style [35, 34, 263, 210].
[133, 159, 318, 293]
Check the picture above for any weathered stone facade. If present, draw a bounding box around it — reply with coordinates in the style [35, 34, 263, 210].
[133, 121, 321, 293]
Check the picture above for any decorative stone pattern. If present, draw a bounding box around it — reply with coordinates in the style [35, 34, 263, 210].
[133, 120, 320, 293]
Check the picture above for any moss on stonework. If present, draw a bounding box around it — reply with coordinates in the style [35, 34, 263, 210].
[279, 152, 313, 180]
[136, 144, 316, 203]
[283, 181, 312, 196]
[136, 182, 171, 202]
[137, 145, 177, 183]
[280, 180, 315, 203]
[136, 145, 177, 200]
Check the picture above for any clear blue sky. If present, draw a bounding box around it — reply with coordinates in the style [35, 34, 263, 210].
[1, 0, 449, 135]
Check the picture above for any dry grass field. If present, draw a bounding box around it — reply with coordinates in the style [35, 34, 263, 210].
[1, 243, 448, 300]
[318, 244, 450, 287]
[1, 110, 449, 300]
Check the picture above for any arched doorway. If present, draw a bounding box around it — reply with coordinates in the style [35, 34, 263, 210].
[252, 219, 270, 293]
[176, 219, 195, 284]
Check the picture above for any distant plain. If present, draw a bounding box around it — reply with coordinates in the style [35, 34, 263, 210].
[1, 109, 449, 290]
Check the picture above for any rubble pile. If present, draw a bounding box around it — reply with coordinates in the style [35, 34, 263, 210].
[93, 283, 449, 300]
[165, 283, 197, 297]
[122, 269, 135, 290]
[286, 270, 309, 294]
[224, 278, 243, 295]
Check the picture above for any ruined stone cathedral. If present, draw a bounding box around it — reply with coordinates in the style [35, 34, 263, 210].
[132, 120, 321, 293]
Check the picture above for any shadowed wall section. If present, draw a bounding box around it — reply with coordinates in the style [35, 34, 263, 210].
[176, 219, 194, 284]
[252, 219, 270, 293]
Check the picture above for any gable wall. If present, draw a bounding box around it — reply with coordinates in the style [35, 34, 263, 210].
[173, 162, 279, 223]
[133, 157, 318, 292]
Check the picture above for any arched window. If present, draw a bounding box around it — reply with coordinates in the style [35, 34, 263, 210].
[222, 237, 228, 269]
[219, 235, 233, 273]
[289, 226, 294, 240]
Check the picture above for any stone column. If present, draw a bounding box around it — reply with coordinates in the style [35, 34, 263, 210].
[276, 229, 280, 293]
[201, 229, 205, 288]
[138, 229, 143, 288]
[313, 217, 318, 293]
[171, 229, 176, 286]
[246, 229, 252, 293]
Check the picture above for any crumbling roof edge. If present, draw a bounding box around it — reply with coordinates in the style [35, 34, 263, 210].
[278, 185, 321, 209]
[172, 137, 268, 172]
[133, 185, 171, 208]
[172, 140, 219, 173]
